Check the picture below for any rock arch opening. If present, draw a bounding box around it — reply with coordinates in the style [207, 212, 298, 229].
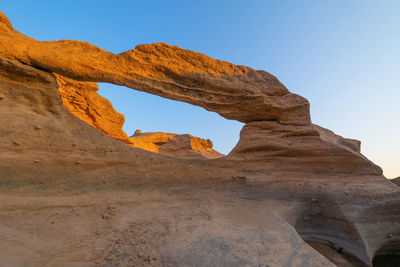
[56, 72, 243, 160]
[98, 83, 243, 159]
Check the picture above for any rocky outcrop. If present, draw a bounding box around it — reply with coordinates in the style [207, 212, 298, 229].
[228, 121, 381, 175]
[129, 131, 223, 159]
[1, 11, 399, 267]
[55, 73, 130, 143]
[392, 177, 400, 186]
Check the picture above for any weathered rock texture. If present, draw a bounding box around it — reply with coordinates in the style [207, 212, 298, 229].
[228, 122, 381, 176]
[55, 73, 130, 143]
[129, 131, 223, 159]
[0, 11, 399, 267]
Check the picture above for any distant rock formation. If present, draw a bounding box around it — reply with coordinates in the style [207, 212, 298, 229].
[129, 131, 223, 159]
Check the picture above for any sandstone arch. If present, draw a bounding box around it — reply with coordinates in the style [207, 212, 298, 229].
[0, 11, 309, 126]
[0, 10, 383, 175]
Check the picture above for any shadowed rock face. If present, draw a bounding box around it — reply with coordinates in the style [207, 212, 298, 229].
[0, 11, 399, 267]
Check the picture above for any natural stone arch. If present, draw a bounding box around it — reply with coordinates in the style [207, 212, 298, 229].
[55, 73, 230, 159]
[0, 10, 382, 175]
[0, 10, 310, 126]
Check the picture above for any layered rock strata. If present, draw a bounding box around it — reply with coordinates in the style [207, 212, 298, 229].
[228, 121, 381, 175]
[0, 11, 399, 267]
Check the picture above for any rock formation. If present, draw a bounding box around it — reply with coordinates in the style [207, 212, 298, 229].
[228, 122, 381, 176]
[392, 177, 400, 187]
[0, 10, 381, 176]
[129, 131, 223, 159]
[0, 11, 309, 125]
[55, 73, 130, 143]
[0, 11, 399, 266]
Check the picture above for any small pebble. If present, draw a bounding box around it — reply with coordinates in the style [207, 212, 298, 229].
[71, 143, 77, 147]
[12, 141, 19, 145]
[311, 198, 317, 203]
[34, 125, 41, 130]
[34, 159, 40, 163]
[0, 96, 4, 100]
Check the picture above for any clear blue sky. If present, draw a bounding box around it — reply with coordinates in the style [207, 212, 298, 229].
[2, 1, 399, 178]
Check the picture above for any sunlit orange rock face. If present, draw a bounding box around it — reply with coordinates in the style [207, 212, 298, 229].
[55, 74, 130, 143]
[129, 131, 223, 159]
